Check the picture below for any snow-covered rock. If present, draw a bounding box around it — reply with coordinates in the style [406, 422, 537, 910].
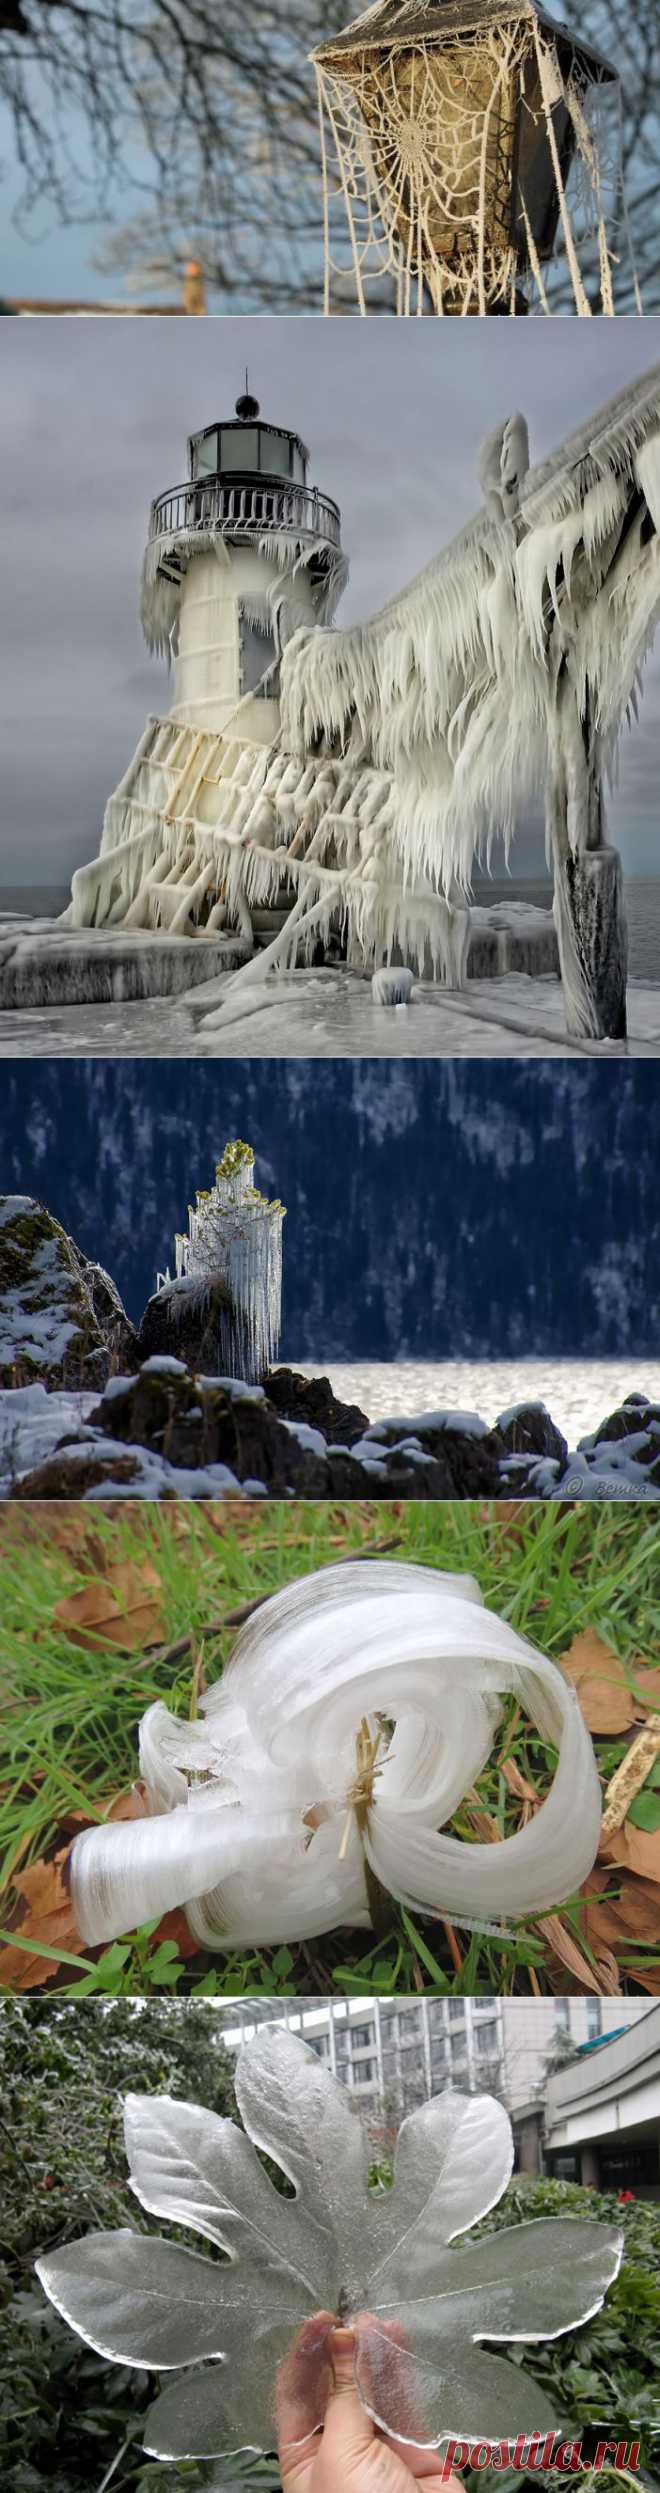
[0, 1195, 135, 1392]
[2, 1369, 660, 1500]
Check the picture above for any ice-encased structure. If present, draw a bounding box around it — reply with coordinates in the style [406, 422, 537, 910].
[312, 0, 629, 317]
[62, 365, 660, 1036]
[158, 1140, 285, 1381]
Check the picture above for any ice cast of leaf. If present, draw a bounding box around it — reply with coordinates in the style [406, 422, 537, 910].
[68, 1559, 602, 1949]
[36, 2029, 624, 2461]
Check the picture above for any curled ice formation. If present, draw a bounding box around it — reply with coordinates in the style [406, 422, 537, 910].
[70, 1560, 602, 1950]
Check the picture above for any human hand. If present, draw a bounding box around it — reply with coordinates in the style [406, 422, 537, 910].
[277, 2319, 463, 2493]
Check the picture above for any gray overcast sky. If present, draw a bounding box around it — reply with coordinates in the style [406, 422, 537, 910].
[1, 315, 659, 890]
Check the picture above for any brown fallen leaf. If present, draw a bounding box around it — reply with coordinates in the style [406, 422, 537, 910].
[0, 1848, 81, 1990]
[0, 1784, 201, 1990]
[599, 1821, 660, 1888]
[580, 1865, 660, 1955]
[486, 1500, 532, 1548]
[53, 1557, 165, 1654]
[0, 1786, 148, 1989]
[536, 1912, 621, 1995]
[628, 1659, 660, 1714]
[501, 1756, 539, 1807]
[560, 1628, 638, 1733]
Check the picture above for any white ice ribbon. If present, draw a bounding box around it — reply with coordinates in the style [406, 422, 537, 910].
[71, 1561, 602, 1950]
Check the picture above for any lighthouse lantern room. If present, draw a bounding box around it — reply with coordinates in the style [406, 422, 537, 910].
[143, 386, 345, 745]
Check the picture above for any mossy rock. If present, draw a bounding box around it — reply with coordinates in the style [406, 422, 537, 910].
[0, 1195, 135, 1391]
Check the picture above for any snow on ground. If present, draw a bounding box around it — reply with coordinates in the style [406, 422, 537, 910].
[0, 969, 660, 1058]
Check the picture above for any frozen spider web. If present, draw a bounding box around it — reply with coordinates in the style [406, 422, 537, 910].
[36, 2029, 624, 2462]
[314, 12, 634, 316]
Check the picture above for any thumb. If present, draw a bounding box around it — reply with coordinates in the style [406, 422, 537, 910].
[321, 2327, 375, 2471]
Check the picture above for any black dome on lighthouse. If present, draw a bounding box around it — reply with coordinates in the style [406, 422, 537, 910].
[235, 388, 261, 422]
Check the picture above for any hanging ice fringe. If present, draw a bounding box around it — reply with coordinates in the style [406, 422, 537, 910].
[37, 2030, 623, 2461]
[311, 0, 635, 317]
[157, 1140, 285, 1382]
[66, 365, 660, 1040]
[69, 1561, 602, 1951]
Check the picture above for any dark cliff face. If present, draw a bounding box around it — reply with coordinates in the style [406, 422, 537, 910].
[1, 1060, 659, 1358]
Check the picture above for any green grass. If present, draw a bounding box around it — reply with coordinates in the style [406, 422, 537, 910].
[1, 1499, 660, 1997]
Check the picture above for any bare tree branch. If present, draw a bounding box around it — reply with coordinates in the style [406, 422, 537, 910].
[0, 0, 657, 310]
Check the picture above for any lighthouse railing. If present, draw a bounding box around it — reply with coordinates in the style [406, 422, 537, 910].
[149, 478, 342, 549]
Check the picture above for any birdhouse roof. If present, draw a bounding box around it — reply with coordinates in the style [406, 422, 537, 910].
[313, 0, 617, 82]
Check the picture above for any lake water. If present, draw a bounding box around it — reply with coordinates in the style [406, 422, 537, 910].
[292, 1360, 660, 1440]
[3, 879, 660, 980]
[470, 879, 660, 982]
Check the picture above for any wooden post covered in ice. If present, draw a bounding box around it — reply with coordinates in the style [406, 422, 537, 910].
[546, 690, 627, 1043]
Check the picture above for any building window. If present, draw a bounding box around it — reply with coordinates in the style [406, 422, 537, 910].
[350, 2026, 375, 2051]
[220, 425, 260, 471]
[239, 611, 278, 698]
[586, 2002, 602, 2038]
[192, 428, 219, 478]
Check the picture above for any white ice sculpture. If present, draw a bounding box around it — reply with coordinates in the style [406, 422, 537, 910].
[66, 365, 660, 1043]
[36, 2030, 624, 2460]
[157, 1140, 285, 1382]
[69, 1560, 602, 1951]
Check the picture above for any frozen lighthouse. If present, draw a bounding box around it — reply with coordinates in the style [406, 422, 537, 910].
[6, 361, 659, 1049]
[68, 387, 347, 956]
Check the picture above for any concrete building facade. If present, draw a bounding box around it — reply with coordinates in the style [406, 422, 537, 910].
[216, 1995, 650, 2146]
[544, 2001, 660, 2199]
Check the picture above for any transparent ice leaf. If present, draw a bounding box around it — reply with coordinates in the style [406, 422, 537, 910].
[354, 2316, 561, 2443]
[37, 2030, 624, 2464]
[234, 2025, 372, 2287]
[125, 2091, 326, 2298]
[357, 2217, 624, 2443]
[143, 2366, 265, 2463]
[145, 2315, 335, 2462]
[367, 2092, 514, 2294]
[36, 2227, 307, 2371]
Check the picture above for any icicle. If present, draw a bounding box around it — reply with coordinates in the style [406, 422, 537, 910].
[163, 1140, 285, 1383]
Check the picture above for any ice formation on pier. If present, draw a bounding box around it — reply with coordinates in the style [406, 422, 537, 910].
[65, 366, 660, 1036]
[160, 1141, 285, 1382]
